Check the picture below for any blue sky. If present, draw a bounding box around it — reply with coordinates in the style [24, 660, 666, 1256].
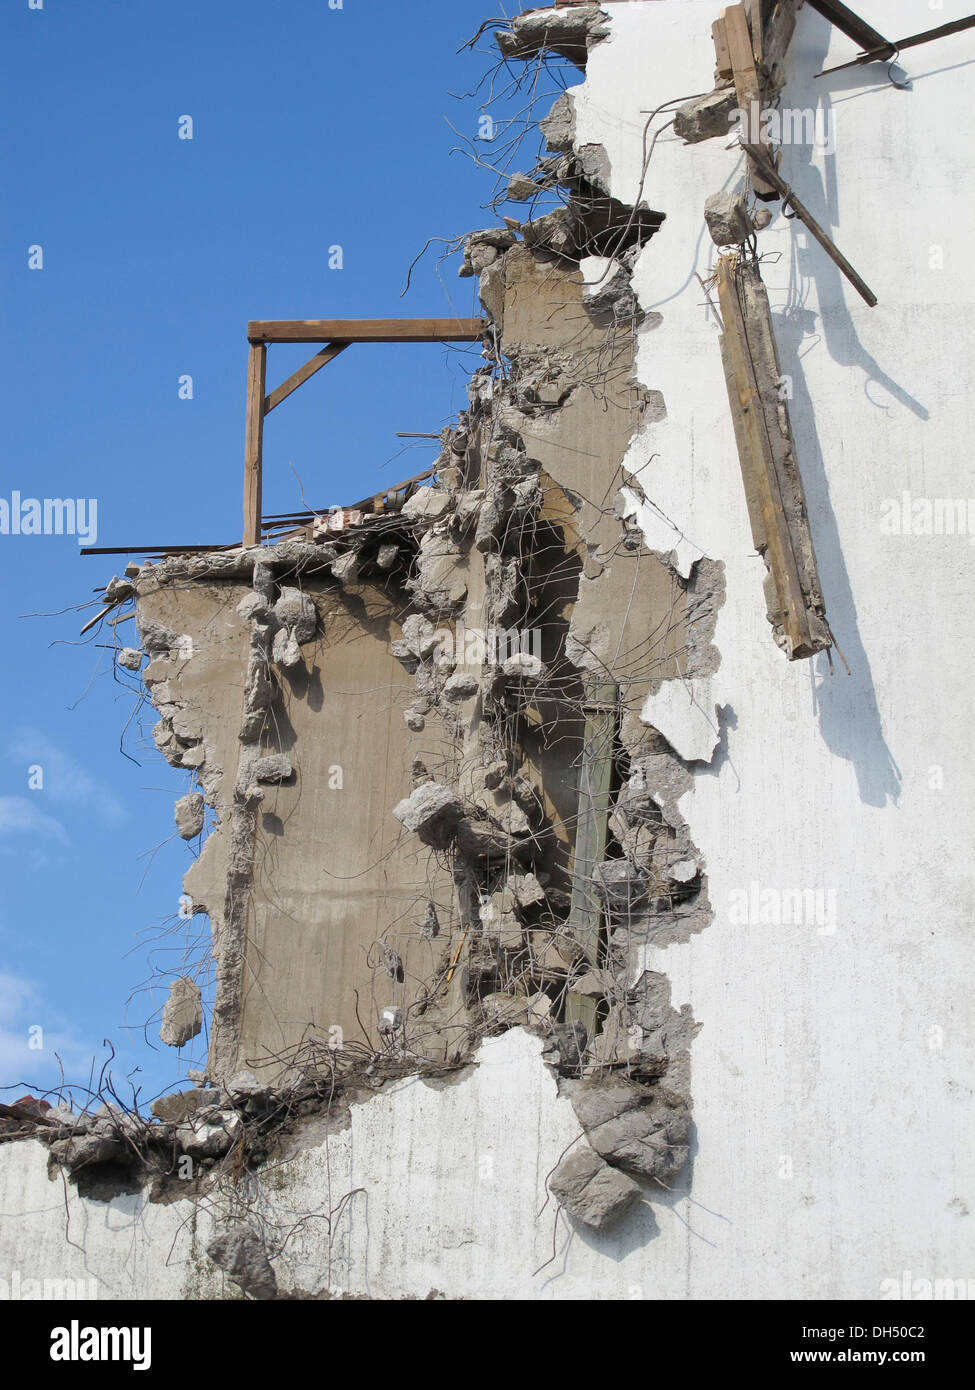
[0, 0, 574, 1110]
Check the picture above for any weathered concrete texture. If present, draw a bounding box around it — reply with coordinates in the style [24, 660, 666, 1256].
[159, 976, 203, 1047]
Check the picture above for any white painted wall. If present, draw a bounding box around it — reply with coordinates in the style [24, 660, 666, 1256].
[2, 2, 972, 1299]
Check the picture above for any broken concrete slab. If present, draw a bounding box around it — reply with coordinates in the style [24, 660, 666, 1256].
[704, 190, 755, 247]
[402, 487, 452, 524]
[496, 6, 609, 69]
[252, 754, 293, 784]
[549, 1143, 642, 1230]
[206, 1223, 277, 1300]
[673, 86, 738, 143]
[174, 793, 205, 840]
[392, 783, 462, 848]
[159, 976, 203, 1047]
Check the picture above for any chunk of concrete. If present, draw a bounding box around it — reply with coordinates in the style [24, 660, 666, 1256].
[159, 976, 203, 1047]
[176, 1110, 242, 1159]
[272, 627, 302, 669]
[506, 172, 540, 202]
[331, 549, 362, 585]
[237, 592, 269, 623]
[272, 587, 317, 642]
[206, 1224, 277, 1301]
[549, 1145, 642, 1230]
[174, 792, 205, 840]
[117, 647, 143, 671]
[443, 671, 479, 701]
[673, 86, 738, 144]
[704, 190, 755, 247]
[403, 487, 452, 524]
[502, 653, 548, 684]
[253, 754, 293, 784]
[376, 543, 399, 570]
[393, 783, 462, 848]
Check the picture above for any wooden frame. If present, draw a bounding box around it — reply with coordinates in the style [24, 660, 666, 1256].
[241, 317, 488, 546]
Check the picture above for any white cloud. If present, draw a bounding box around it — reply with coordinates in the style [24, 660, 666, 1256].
[7, 729, 124, 826]
[0, 971, 95, 1097]
[0, 796, 69, 844]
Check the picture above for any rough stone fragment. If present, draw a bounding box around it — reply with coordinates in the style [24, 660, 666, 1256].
[117, 647, 143, 671]
[272, 627, 302, 669]
[48, 1131, 126, 1170]
[225, 1070, 271, 1101]
[400, 613, 441, 661]
[237, 592, 269, 622]
[206, 1224, 278, 1301]
[443, 671, 479, 702]
[509, 872, 546, 908]
[150, 1089, 224, 1123]
[402, 487, 452, 524]
[563, 1078, 690, 1181]
[330, 549, 362, 585]
[392, 783, 462, 847]
[506, 172, 540, 202]
[252, 754, 293, 784]
[176, 1110, 242, 1159]
[273, 587, 317, 643]
[673, 86, 738, 144]
[704, 190, 755, 247]
[376, 543, 399, 570]
[404, 705, 426, 733]
[496, 7, 609, 67]
[421, 900, 440, 940]
[159, 976, 203, 1047]
[540, 91, 576, 153]
[549, 1145, 641, 1230]
[501, 652, 548, 684]
[174, 792, 205, 840]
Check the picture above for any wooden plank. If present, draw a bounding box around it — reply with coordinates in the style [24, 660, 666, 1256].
[764, 0, 806, 81]
[712, 15, 733, 77]
[565, 678, 618, 1036]
[740, 142, 877, 306]
[804, 0, 892, 55]
[264, 342, 348, 415]
[247, 318, 488, 344]
[715, 257, 816, 657]
[243, 342, 266, 547]
[724, 3, 777, 199]
[744, 0, 764, 63]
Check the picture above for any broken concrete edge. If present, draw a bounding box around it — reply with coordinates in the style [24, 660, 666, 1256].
[84, 8, 720, 1237]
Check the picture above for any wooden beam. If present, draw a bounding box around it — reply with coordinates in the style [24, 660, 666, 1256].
[740, 142, 877, 306]
[264, 342, 348, 415]
[744, 0, 764, 62]
[715, 256, 833, 660]
[243, 342, 266, 547]
[816, 12, 975, 76]
[247, 318, 488, 345]
[764, 0, 806, 82]
[804, 0, 892, 56]
[565, 678, 618, 1036]
[724, 3, 778, 199]
[712, 15, 733, 78]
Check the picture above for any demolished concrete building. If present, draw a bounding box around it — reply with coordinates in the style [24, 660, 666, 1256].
[2, 0, 973, 1299]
